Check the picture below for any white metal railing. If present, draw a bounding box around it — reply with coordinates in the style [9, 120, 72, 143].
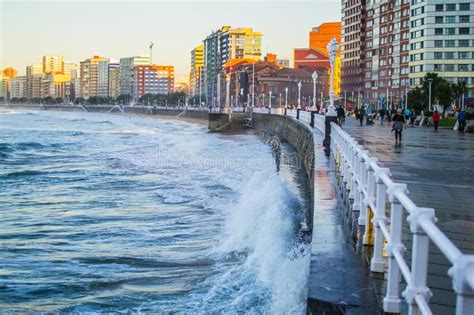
[329, 121, 474, 315]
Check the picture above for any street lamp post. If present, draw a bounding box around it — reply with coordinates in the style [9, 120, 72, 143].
[285, 87, 288, 116]
[297, 81, 302, 120]
[269, 90, 272, 113]
[279, 92, 282, 108]
[324, 38, 339, 155]
[427, 78, 433, 112]
[310, 71, 319, 127]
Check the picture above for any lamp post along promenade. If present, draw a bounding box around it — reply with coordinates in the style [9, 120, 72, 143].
[323, 38, 339, 154]
[311, 71, 318, 127]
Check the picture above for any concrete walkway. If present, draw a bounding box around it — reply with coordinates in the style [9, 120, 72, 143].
[341, 117, 474, 313]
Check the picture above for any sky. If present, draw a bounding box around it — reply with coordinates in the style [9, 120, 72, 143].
[0, 0, 341, 82]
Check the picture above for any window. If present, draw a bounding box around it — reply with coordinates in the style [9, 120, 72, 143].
[435, 28, 443, 35]
[445, 64, 455, 71]
[435, 40, 443, 47]
[446, 4, 456, 11]
[445, 28, 455, 35]
[459, 28, 470, 35]
[460, 3, 470, 10]
[445, 40, 455, 47]
[459, 40, 470, 47]
[446, 52, 455, 59]
[459, 52, 469, 59]
[435, 16, 444, 23]
[434, 52, 443, 59]
[435, 4, 443, 11]
[460, 16, 470, 23]
[459, 64, 469, 71]
[446, 16, 456, 23]
[434, 64, 443, 71]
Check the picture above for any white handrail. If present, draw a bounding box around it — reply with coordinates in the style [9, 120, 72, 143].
[329, 121, 474, 315]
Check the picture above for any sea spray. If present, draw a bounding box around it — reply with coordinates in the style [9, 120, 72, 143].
[212, 170, 310, 314]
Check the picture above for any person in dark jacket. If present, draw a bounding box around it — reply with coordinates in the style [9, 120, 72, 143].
[392, 108, 407, 145]
[458, 110, 466, 133]
[432, 110, 440, 131]
[337, 105, 345, 126]
[379, 107, 386, 125]
[358, 106, 366, 126]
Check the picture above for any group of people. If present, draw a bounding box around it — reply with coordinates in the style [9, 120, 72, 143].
[336, 104, 470, 146]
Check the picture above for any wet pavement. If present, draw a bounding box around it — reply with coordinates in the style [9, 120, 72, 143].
[306, 125, 380, 315]
[341, 117, 474, 313]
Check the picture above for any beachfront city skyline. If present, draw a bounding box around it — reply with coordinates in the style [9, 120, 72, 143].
[0, 0, 473, 109]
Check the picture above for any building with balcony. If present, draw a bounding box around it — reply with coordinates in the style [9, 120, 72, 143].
[26, 64, 43, 99]
[133, 65, 174, 101]
[119, 56, 150, 97]
[79, 56, 107, 99]
[409, 0, 474, 97]
[108, 63, 120, 99]
[41, 74, 72, 101]
[10, 76, 26, 99]
[190, 44, 204, 97]
[341, 0, 367, 96]
[42, 56, 64, 74]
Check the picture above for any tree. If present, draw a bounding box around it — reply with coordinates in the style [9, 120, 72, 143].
[407, 87, 424, 113]
[436, 81, 454, 115]
[116, 94, 131, 105]
[42, 96, 54, 104]
[421, 73, 444, 109]
[0, 96, 5, 103]
[452, 80, 467, 109]
[74, 97, 86, 105]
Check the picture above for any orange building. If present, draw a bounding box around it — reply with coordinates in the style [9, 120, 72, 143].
[3, 67, 18, 79]
[309, 22, 341, 53]
[309, 22, 341, 96]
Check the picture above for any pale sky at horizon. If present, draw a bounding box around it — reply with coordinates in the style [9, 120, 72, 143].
[0, 0, 341, 82]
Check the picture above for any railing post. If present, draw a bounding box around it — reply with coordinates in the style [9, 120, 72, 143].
[370, 169, 390, 273]
[363, 160, 376, 245]
[448, 256, 474, 315]
[352, 150, 361, 216]
[358, 154, 367, 226]
[384, 183, 408, 314]
[404, 208, 435, 315]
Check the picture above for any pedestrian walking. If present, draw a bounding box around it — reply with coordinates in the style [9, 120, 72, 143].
[379, 107, 386, 125]
[358, 105, 366, 126]
[410, 109, 416, 127]
[392, 108, 407, 145]
[337, 105, 345, 126]
[458, 109, 466, 133]
[432, 110, 440, 131]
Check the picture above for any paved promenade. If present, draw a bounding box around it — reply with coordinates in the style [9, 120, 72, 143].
[342, 117, 474, 313]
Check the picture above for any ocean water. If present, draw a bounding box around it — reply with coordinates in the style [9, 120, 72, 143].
[0, 109, 310, 314]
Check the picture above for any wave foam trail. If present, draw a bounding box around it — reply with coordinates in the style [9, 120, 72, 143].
[211, 170, 310, 314]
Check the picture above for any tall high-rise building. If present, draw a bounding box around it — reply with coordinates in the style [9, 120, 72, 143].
[341, 0, 367, 96]
[202, 26, 262, 105]
[26, 64, 43, 99]
[133, 65, 174, 101]
[42, 56, 64, 74]
[10, 76, 27, 99]
[409, 0, 474, 97]
[364, 0, 410, 104]
[0, 75, 10, 100]
[219, 26, 262, 64]
[190, 44, 204, 97]
[79, 56, 107, 99]
[309, 22, 342, 96]
[119, 56, 150, 97]
[108, 63, 120, 99]
[98, 60, 110, 97]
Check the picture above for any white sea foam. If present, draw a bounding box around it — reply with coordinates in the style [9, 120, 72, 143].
[211, 170, 310, 314]
[107, 128, 158, 135]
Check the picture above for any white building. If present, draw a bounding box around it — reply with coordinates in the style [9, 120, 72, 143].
[42, 55, 64, 74]
[409, 0, 474, 97]
[10, 76, 27, 99]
